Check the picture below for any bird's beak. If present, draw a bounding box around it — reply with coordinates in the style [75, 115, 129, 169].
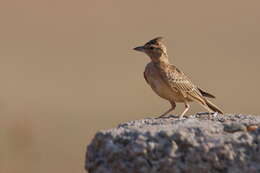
[133, 46, 145, 52]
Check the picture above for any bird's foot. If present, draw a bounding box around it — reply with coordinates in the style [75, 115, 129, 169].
[196, 112, 214, 115]
[156, 114, 190, 120]
[196, 112, 218, 117]
[155, 114, 178, 119]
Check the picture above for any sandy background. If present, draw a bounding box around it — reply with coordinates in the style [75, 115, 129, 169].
[1, 0, 260, 172]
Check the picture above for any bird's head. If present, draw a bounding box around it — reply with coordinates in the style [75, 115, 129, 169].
[133, 37, 168, 63]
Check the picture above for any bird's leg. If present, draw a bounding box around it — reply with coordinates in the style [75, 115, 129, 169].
[157, 107, 174, 118]
[180, 101, 190, 118]
[157, 101, 176, 118]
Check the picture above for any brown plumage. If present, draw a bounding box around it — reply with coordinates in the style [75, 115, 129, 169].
[134, 37, 223, 118]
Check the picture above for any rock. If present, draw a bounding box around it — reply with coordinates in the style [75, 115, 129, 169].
[85, 114, 260, 173]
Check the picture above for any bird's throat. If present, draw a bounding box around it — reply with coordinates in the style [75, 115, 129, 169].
[152, 55, 170, 66]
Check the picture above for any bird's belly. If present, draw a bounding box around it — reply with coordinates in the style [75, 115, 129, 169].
[146, 74, 185, 102]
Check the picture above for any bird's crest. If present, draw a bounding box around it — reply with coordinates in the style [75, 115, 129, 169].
[146, 37, 164, 45]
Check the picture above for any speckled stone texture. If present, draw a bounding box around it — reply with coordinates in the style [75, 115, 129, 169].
[85, 114, 260, 173]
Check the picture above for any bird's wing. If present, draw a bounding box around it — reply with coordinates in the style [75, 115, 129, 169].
[159, 64, 205, 103]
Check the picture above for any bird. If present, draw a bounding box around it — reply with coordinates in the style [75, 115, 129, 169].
[133, 37, 223, 118]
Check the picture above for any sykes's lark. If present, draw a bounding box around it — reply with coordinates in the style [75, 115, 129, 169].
[134, 37, 223, 118]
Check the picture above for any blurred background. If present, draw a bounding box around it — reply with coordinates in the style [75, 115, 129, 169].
[0, 0, 260, 172]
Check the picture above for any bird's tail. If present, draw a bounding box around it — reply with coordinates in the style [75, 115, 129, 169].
[205, 99, 223, 114]
[198, 88, 216, 98]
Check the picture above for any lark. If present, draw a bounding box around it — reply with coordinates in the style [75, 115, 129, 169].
[133, 37, 223, 118]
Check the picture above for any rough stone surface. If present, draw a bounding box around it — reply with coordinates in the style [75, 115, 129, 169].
[85, 114, 260, 173]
